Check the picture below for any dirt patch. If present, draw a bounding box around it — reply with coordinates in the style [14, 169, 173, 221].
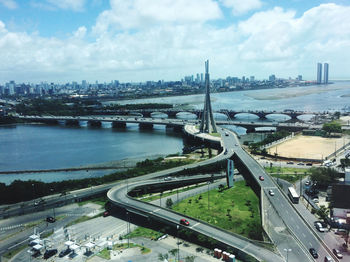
[267, 135, 350, 160]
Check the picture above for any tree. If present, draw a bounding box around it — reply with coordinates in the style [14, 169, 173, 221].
[316, 205, 330, 223]
[309, 167, 342, 188]
[322, 121, 341, 134]
[166, 198, 173, 209]
[185, 256, 196, 262]
[158, 253, 169, 261]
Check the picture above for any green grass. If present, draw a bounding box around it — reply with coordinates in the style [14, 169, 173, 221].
[97, 248, 111, 260]
[3, 244, 27, 259]
[173, 181, 263, 240]
[265, 167, 310, 183]
[124, 227, 164, 240]
[140, 184, 203, 202]
[209, 132, 221, 137]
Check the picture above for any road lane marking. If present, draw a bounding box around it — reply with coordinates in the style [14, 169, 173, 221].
[190, 222, 200, 229]
[150, 208, 160, 214]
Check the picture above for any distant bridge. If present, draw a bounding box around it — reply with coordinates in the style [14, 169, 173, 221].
[18, 115, 322, 132]
[95, 108, 324, 120]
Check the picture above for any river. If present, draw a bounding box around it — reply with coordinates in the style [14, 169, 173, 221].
[1, 81, 349, 184]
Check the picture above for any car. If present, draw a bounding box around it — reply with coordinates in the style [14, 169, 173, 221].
[103, 211, 110, 217]
[313, 198, 319, 203]
[164, 177, 172, 181]
[332, 249, 343, 259]
[180, 218, 190, 226]
[324, 256, 334, 262]
[259, 176, 264, 181]
[305, 180, 311, 186]
[315, 222, 325, 232]
[225, 132, 229, 136]
[46, 216, 56, 223]
[43, 249, 58, 259]
[309, 248, 319, 259]
[297, 162, 304, 166]
[306, 163, 313, 166]
[268, 190, 275, 196]
[287, 161, 294, 165]
[59, 248, 71, 258]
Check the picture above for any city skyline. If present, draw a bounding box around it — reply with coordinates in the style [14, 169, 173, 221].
[0, 1, 350, 83]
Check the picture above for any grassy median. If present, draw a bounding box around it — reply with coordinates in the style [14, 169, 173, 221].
[172, 180, 263, 240]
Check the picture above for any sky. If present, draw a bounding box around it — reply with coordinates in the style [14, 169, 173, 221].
[0, 0, 349, 84]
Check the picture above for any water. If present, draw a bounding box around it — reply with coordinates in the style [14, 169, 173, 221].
[0, 124, 184, 184]
[2, 81, 349, 184]
[108, 81, 350, 113]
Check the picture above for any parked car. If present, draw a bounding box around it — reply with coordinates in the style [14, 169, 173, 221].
[268, 190, 275, 196]
[306, 163, 313, 166]
[59, 248, 71, 258]
[309, 248, 319, 259]
[315, 222, 325, 232]
[180, 218, 190, 226]
[43, 249, 57, 259]
[332, 248, 343, 259]
[46, 216, 56, 223]
[259, 176, 264, 181]
[287, 161, 294, 165]
[297, 162, 304, 166]
[324, 256, 334, 262]
[103, 211, 110, 217]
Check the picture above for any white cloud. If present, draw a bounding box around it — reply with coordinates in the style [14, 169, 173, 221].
[0, 3, 350, 83]
[221, 0, 262, 15]
[93, 0, 222, 33]
[0, 0, 18, 9]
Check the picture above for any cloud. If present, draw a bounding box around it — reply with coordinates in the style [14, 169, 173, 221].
[0, 0, 18, 9]
[0, 3, 350, 83]
[220, 0, 262, 15]
[93, 0, 222, 33]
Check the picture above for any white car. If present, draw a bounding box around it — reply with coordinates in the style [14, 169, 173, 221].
[315, 222, 325, 232]
[268, 190, 275, 196]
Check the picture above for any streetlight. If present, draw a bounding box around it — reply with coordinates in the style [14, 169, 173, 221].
[207, 181, 210, 210]
[177, 225, 180, 262]
[284, 248, 291, 262]
[50, 189, 56, 219]
[126, 211, 130, 248]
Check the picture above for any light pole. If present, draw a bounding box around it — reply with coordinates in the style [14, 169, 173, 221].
[177, 225, 180, 262]
[126, 211, 130, 248]
[207, 181, 210, 210]
[50, 188, 56, 219]
[284, 248, 291, 262]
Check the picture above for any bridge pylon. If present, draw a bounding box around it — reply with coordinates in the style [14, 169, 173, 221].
[199, 60, 217, 133]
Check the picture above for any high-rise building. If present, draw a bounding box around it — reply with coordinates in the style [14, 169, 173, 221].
[317, 63, 322, 84]
[297, 75, 302, 81]
[269, 74, 276, 81]
[324, 63, 329, 84]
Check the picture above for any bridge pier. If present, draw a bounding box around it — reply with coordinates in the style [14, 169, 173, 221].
[141, 111, 152, 118]
[139, 123, 153, 129]
[65, 119, 79, 126]
[88, 120, 102, 127]
[112, 122, 127, 128]
[167, 111, 178, 119]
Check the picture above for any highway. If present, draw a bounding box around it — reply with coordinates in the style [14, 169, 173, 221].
[108, 176, 284, 262]
[107, 125, 338, 262]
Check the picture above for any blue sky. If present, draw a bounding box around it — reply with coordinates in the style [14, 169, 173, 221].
[0, 0, 349, 83]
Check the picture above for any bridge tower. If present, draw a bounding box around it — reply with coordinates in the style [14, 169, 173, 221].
[199, 60, 217, 133]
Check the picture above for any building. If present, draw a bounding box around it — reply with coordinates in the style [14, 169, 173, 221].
[269, 74, 276, 81]
[324, 63, 329, 84]
[297, 75, 302, 81]
[317, 63, 322, 84]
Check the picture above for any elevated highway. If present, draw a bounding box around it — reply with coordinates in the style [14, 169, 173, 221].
[107, 125, 338, 262]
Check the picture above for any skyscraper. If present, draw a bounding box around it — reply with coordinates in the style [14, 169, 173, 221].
[324, 63, 329, 84]
[317, 63, 322, 84]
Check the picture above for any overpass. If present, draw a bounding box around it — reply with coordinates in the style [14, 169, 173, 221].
[107, 125, 339, 262]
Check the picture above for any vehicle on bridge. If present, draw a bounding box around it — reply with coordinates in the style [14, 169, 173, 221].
[180, 218, 190, 226]
[287, 186, 299, 204]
